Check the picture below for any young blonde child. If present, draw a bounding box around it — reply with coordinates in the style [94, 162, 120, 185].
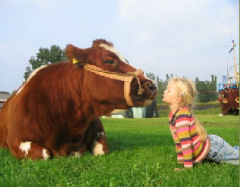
[163, 77, 239, 171]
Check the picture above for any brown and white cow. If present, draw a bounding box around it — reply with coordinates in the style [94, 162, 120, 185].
[0, 39, 157, 160]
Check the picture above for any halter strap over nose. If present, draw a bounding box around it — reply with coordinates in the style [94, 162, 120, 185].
[82, 64, 144, 106]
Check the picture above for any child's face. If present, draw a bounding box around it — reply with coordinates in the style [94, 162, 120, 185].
[163, 81, 181, 105]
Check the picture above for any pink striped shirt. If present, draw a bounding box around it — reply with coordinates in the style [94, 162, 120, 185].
[169, 108, 210, 168]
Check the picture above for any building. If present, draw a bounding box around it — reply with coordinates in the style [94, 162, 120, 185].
[0, 91, 11, 108]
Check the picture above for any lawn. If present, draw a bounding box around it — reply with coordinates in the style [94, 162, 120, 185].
[0, 109, 238, 186]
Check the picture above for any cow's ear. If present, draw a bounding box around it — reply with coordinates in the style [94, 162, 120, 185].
[66, 44, 88, 66]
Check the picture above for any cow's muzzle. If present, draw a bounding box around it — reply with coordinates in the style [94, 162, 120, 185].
[142, 80, 158, 95]
[82, 64, 155, 107]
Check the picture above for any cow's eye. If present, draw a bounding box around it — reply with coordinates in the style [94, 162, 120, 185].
[104, 59, 115, 64]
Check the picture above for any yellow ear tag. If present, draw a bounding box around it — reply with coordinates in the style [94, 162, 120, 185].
[72, 58, 78, 64]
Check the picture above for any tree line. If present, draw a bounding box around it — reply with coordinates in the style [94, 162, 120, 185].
[24, 45, 218, 103]
[146, 73, 218, 103]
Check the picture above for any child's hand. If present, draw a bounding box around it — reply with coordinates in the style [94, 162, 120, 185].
[174, 168, 186, 171]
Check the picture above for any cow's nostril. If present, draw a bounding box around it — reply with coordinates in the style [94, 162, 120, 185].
[147, 83, 157, 92]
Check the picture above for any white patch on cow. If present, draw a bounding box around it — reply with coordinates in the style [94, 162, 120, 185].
[16, 65, 48, 95]
[71, 152, 81, 158]
[99, 43, 128, 64]
[19, 141, 32, 156]
[42, 149, 49, 160]
[92, 141, 105, 156]
[110, 109, 127, 115]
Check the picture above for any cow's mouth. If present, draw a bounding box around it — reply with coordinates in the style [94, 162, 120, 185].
[130, 79, 157, 106]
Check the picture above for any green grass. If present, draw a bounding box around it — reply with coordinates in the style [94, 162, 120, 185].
[0, 111, 238, 186]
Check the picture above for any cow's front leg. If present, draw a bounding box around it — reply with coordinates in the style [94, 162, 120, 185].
[70, 134, 109, 157]
[86, 118, 109, 156]
[91, 131, 109, 156]
[69, 117, 109, 157]
[7, 139, 52, 160]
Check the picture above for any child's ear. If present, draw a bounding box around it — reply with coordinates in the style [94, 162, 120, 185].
[176, 94, 183, 105]
[66, 44, 88, 66]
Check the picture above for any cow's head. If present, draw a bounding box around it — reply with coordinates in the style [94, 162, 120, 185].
[66, 39, 157, 112]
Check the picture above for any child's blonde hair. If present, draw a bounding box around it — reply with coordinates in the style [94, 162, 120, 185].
[170, 77, 207, 141]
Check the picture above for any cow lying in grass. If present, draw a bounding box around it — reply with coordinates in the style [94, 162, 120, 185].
[0, 39, 157, 160]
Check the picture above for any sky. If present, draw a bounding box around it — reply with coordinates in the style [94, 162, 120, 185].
[0, 0, 239, 92]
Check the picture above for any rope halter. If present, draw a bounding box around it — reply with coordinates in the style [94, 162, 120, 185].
[73, 58, 144, 106]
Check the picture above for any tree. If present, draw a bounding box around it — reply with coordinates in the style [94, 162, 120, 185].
[24, 45, 66, 80]
[146, 72, 156, 82]
[195, 75, 217, 102]
[146, 73, 218, 104]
